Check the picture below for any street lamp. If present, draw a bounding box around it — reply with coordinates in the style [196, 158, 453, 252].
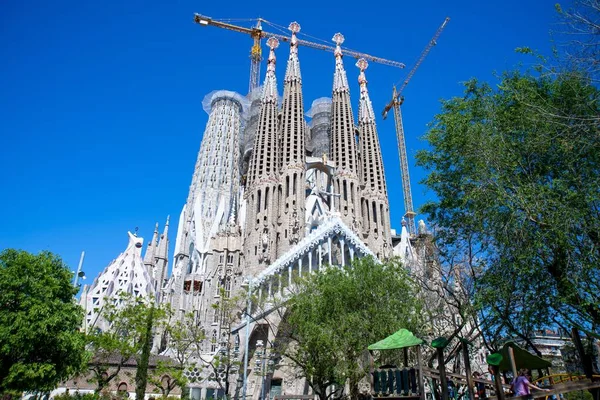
[241, 277, 253, 400]
[254, 340, 276, 400]
[73, 251, 86, 288]
[255, 341, 266, 400]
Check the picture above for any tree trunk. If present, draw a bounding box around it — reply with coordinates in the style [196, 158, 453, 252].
[349, 377, 360, 400]
[136, 306, 155, 400]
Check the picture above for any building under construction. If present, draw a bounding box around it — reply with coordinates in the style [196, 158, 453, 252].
[80, 16, 447, 400]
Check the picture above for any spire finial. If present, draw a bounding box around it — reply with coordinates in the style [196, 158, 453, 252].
[356, 58, 369, 85]
[332, 33, 349, 92]
[356, 58, 375, 122]
[165, 215, 170, 226]
[266, 37, 279, 73]
[267, 36, 279, 50]
[154, 222, 159, 232]
[332, 32, 345, 58]
[289, 22, 300, 54]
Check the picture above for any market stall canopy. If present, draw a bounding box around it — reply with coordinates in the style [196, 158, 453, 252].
[499, 341, 552, 371]
[368, 329, 423, 350]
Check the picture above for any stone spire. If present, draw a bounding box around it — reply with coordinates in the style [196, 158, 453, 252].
[154, 215, 170, 291]
[277, 22, 307, 256]
[172, 88, 248, 277]
[356, 59, 392, 258]
[247, 38, 280, 186]
[329, 33, 362, 229]
[244, 37, 281, 274]
[143, 222, 159, 272]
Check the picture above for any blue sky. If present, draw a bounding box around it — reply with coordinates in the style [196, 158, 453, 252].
[1, 0, 562, 286]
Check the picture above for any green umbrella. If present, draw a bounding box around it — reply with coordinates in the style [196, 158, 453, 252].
[368, 329, 423, 350]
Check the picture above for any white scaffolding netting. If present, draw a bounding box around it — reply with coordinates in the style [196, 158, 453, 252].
[305, 97, 332, 119]
[306, 98, 332, 157]
[202, 90, 251, 116]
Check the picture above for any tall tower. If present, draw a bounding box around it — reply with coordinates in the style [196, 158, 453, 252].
[173, 90, 248, 277]
[143, 219, 170, 293]
[244, 37, 281, 275]
[357, 59, 392, 258]
[329, 33, 362, 230]
[143, 222, 159, 273]
[154, 216, 170, 291]
[277, 22, 307, 255]
[241, 88, 263, 179]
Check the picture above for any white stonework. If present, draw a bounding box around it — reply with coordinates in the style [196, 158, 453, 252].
[84, 27, 445, 400]
[80, 232, 156, 333]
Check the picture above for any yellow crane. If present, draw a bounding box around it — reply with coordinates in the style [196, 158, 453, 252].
[193, 13, 406, 93]
[382, 17, 450, 236]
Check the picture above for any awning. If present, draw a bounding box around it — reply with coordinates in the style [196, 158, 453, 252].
[498, 341, 552, 371]
[368, 329, 423, 350]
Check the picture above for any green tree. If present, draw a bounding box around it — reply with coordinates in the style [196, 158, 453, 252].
[86, 293, 167, 394]
[279, 257, 423, 400]
[0, 249, 87, 394]
[555, 0, 600, 81]
[150, 312, 205, 398]
[416, 69, 600, 340]
[204, 287, 245, 400]
[135, 304, 156, 400]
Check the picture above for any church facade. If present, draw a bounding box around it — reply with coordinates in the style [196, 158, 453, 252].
[81, 22, 430, 400]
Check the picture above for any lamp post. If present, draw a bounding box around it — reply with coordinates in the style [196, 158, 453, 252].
[241, 277, 253, 400]
[73, 251, 86, 287]
[254, 341, 267, 400]
[254, 340, 277, 400]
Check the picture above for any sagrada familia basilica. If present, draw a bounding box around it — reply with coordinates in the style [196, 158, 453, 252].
[80, 22, 436, 400]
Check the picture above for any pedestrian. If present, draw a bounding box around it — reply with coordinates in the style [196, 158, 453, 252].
[473, 372, 487, 399]
[511, 369, 550, 398]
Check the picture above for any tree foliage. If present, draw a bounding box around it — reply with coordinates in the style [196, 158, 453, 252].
[86, 293, 167, 394]
[281, 257, 424, 400]
[150, 312, 205, 398]
[555, 0, 600, 81]
[0, 249, 87, 394]
[416, 69, 600, 343]
[203, 288, 245, 400]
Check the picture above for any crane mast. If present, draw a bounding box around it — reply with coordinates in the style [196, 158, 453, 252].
[194, 13, 406, 93]
[382, 17, 449, 236]
[391, 86, 417, 235]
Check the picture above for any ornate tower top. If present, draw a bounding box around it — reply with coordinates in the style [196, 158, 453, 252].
[333, 32, 344, 58]
[289, 22, 300, 48]
[332, 32, 349, 93]
[357, 58, 368, 80]
[285, 22, 302, 82]
[267, 37, 279, 54]
[356, 58, 375, 123]
[263, 37, 279, 102]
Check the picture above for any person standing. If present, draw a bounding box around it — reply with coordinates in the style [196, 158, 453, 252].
[512, 369, 550, 398]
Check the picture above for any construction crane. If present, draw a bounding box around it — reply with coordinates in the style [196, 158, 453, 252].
[382, 17, 450, 236]
[194, 13, 406, 93]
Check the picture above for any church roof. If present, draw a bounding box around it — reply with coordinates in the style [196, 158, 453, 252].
[81, 231, 156, 331]
[253, 216, 375, 287]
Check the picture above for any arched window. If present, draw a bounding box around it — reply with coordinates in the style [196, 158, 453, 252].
[161, 375, 171, 389]
[187, 243, 195, 274]
[213, 302, 220, 323]
[117, 382, 128, 396]
[224, 276, 232, 299]
[211, 330, 217, 352]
